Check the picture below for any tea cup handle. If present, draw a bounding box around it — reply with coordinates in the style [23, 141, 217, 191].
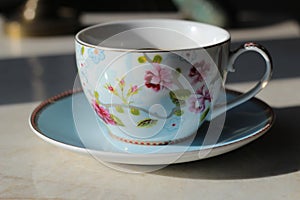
[211, 42, 273, 119]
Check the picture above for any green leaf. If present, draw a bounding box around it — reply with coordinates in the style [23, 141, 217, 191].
[115, 105, 124, 113]
[94, 91, 100, 104]
[170, 94, 185, 106]
[176, 68, 181, 73]
[171, 89, 191, 100]
[169, 90, 189, 106]
[81, 46, 85, 55]
[169, 91, 176, 100]
[110, 114, 124, 126]
[174, 110, 184, 116]
[94, 91, 99, 99]
[130, 108, 140, 115]
[152, 55, 162, 63]
[138, 56, 147, 63]
[137, 118, 158, 128]
[200, 107, 210, 122]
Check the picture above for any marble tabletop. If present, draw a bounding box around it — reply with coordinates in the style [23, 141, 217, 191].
[1, 14, 300, 199]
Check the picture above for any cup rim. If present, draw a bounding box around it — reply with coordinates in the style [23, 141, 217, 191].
[75, 19, 231, 52]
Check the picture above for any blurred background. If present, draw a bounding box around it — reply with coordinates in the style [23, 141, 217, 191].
[0, 0, 299, 104]
[0, 0, 300, 36]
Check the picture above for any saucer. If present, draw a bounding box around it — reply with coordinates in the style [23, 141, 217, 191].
[29, 90, 274, 165]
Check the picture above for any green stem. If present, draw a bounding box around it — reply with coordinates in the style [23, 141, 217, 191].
[100, 100, 178, 119]
[121, 96, 128, 104]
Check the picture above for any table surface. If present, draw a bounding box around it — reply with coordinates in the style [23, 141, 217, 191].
[1, 14, 300, 199]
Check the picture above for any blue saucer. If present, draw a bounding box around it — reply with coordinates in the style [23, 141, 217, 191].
[30, 90, 274, 165]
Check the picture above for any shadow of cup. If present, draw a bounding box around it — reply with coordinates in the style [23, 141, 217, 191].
[154, 106, 300, 179]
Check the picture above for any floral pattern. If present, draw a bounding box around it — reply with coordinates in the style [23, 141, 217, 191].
[188, 85, 211, 114]
[127, 85, 139, 96]
[104, 78, 139, 105]
[144, 63, 173, 92]
[75, 42, 218, 146]
[189, 60, 210, 85]
[88, 48, 105, 64]
[84, 52, 212, 130]
[104, 83, 118, 95]
[196, 85, 211, 103]
[92, 100, 116, 125]
[188, 96, 205, 113]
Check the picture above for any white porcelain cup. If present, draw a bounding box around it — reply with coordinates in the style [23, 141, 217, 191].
[75, 19, 272, 145]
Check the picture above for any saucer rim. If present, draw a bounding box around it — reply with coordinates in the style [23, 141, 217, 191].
[29, 89, 275, 164]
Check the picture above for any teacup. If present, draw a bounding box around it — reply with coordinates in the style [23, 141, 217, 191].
[75, 19, 272, 145]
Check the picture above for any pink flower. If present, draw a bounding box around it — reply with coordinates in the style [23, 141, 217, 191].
[127, 85, 139, 97]
[130, 85, 138, 94]
[117, 78, 125, 91]
[107, 85, 114, 92]
[188, 96, 205, 113]
[119, 78, 125, 86]
[107, 85, 115, 92]
[105, 84, 117, 95]
[196, 85, 211, 103]
[144, 63, 173, 92]
[92, 100, 116, 125]
[188, 85, 211, 113]
[189, 60, 210, 85]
